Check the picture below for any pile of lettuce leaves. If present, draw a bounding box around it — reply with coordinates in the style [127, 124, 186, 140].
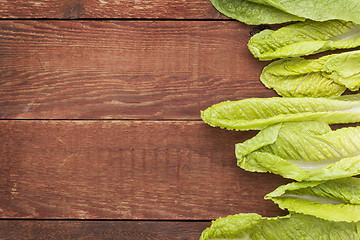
[200, 0, 360, 239]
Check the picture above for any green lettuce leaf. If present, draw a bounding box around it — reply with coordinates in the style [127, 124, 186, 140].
[266, 178, 360, 222]
[260, 50, 360, 97]
[200, 212, 360, 240]
[236, 121, 360, 181]
[248, 20, 360, 60]
[260, 51, 360, 97]
[209, 0, 304, 25]
[247, 0, 360, 23]
[322, 50, 360, 91]
[201, 94, 360, 131]
[260, 58, 346, 98]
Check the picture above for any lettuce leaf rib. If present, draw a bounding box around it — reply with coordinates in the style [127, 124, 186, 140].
[236, 121, 360, 181]
[200, 212, 360, 240]
[201, 94, 360, 131]
[266, 178, 360, 222]
[248, 20, 360, 60]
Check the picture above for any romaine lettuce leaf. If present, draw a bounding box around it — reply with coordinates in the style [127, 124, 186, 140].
[236, 121, 360, 181]
[248, 20, 360, 60]
[247, 0, 360, 24]
[260, 50, 360, 97]
[260, 59, 346, 98]
[201, 94, 360, 131]
[322, 50, 360, 91]
[266, 178, 360, 222]
[209, 0, 304, 25]
[200, 212, 360, 240]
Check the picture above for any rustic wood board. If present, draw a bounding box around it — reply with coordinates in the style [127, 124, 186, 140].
[0, 1, 293, 238]
[0, 20, 274, 119]
[0, 0, 225, 19]
[0, 220, 211, 240]
[0, 120, 289, 219]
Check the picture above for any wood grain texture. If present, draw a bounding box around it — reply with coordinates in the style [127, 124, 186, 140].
[0, 120, 289, 220]
[0, 21, 274, 120]
[0, 220, 210, 240]
[0, 0, 225, 19]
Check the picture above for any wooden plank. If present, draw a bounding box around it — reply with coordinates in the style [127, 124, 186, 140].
[0, 21, 274, 120]
[0, 0, 225, 19]
[0, 220, 210, 240]
[0, 120, 289, 220]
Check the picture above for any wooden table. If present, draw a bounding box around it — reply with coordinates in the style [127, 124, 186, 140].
[0, 1, 290, 239]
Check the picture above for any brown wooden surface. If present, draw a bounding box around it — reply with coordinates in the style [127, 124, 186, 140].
[0, 220, 210, 240]
[0, 120, 289, 219]
[0, 1, 294, 239]
[0, 21, 274, 120]
[0, 0, 225, 19]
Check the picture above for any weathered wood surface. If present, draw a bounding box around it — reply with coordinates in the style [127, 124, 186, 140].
[0, 1, 291, 238]
[0, 21, 274, 119]
[0, 220, 210, 240]
[0, 0, 225, 19]
[0, 120, 289, 219]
